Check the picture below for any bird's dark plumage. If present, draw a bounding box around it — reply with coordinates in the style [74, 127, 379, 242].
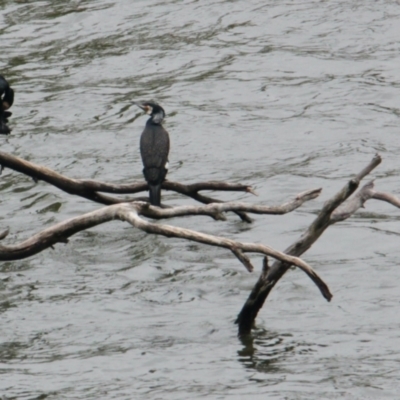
[0, 75, 14, 135]
[135, 101, 170, 206]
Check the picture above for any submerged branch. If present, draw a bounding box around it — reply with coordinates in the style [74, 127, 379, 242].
[236, 154, 382, 336]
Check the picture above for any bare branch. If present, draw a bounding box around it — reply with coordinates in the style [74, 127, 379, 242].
[0, 229, 9, 240]
[163, 181, 256, 195]
[0, 151, 254, 220]
[0, 202, 331, 299]
[139, 188, 322, 220]
[331, 181, 375, 222]
[371, 191, 400, 209]
[123, 205, 331, 299]
[0, 150, 132, 204]
[330, 179, 400, 222]
[0, 151, 320, 222]
[160, 181, 257, 222]
[354, 154, 382, 182]
[5, 151, 388, 334]
[162, 187, 253, 223]
[236, 154, 382, 336]
[232, 248, 254, 272]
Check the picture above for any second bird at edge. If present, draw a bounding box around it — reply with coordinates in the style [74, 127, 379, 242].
[134, 101, 170, 207]
[0, 75, 15, 135]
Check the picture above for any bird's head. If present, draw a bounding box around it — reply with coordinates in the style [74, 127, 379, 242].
[134, 101, 165, 124]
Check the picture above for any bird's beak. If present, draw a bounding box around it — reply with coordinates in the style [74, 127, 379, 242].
[133, 101, 146, 111]
[133, 102, 152, 115]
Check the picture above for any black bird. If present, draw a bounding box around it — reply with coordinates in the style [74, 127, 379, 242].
[135, 101, 170, 206]
[0, 75, 14, 135]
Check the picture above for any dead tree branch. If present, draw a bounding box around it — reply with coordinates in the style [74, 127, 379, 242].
[0, 202, 331, 300]
[0, 151, 322, 223]
[3, 149, 391, 334]
[331, 180, 400, 222]
[371, 191, 400, 209]
[139, 188, 322, 220]
[0, 151, 255, 221]
[236, 154, 382, 336]
[331, 181, 375, 222]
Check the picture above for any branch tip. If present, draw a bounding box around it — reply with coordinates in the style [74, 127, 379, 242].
[0, 229, 9, 240]
[246, 187, 258, 196]
[231, 248, 254, 272]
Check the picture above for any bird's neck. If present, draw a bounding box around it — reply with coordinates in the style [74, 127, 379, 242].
[147, 113, 164, 125]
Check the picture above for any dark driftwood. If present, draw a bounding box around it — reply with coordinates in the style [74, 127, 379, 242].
[0, 202, 331, 299]
[236, 154, 382, 336]
[0, 151, 254, 221]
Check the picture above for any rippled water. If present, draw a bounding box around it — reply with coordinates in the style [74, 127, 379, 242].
[1, 0, 400, 398]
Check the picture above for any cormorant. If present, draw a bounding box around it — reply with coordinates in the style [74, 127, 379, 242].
[0, 75, 14, 135]
[135, 101, 170, 206]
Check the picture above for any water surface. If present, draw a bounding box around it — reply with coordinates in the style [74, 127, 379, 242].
[1, 0, 400, 399]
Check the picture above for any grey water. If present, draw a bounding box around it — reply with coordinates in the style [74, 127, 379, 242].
[1, 0, 400, 398]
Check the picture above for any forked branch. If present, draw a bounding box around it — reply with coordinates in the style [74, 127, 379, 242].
[3, 149, 393, 335]
[331, 180, 400, 222]
[236, 154, 383, 335]
[0, 202, 331, 300]
[0, 151, 254, 221]
[139, 188, 322, 220]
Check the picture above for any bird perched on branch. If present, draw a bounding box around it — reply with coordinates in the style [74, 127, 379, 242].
[0, 75, 14, 135]
[134, 101, 170, 206]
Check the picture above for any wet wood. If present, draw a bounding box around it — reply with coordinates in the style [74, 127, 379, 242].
[236, 154, 382, 336]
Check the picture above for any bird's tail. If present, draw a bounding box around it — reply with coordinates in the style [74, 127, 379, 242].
[0, 118, 11, 135]
[149, 184, 162, 206]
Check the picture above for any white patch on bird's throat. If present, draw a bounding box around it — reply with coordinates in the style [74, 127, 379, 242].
[152, 111, 164, 124]
[145, 106, 153, 115]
